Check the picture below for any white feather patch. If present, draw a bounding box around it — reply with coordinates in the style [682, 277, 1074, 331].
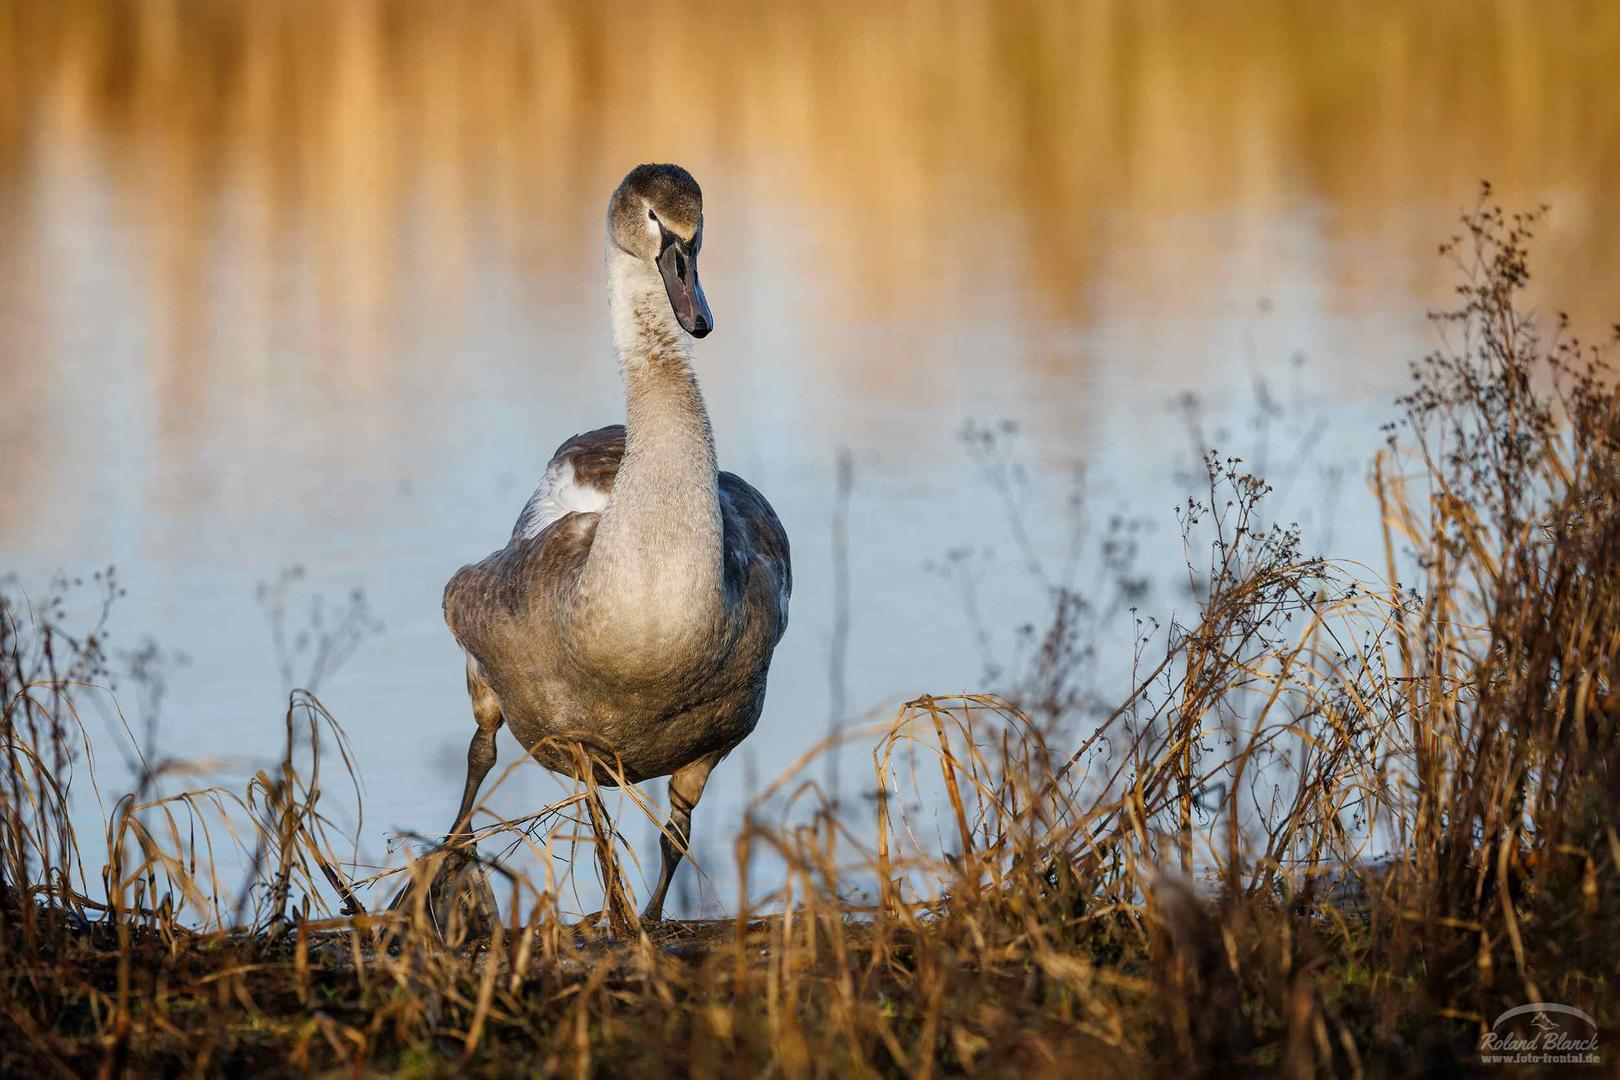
[513, 458, 610, 541]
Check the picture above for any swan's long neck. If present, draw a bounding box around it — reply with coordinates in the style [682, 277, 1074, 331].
[578, 248, 724, 637]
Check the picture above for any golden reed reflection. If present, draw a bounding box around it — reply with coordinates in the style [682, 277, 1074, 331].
[4, 1, 1617, 302]
[1, 0, 1618, 532]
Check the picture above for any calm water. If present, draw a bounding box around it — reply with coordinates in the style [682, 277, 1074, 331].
[3, 2, 1618, 914]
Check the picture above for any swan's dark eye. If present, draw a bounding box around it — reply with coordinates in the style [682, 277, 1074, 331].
[647, 209, 657, 221]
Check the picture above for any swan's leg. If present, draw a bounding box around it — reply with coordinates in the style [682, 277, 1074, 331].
[641, 753, 719, 922]
[447, 653, 505, 844]
[386, 654, 504, 929]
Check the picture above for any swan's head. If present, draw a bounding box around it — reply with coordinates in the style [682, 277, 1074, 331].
[608, 163, 712, 338]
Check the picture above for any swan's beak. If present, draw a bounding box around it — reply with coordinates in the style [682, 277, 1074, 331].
[657, 240, 712, 338]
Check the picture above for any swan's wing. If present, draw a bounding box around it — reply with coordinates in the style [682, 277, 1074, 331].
[448, 426, 623, 670]
[511, 425, 626, 541]
[719, 471, 792, 641]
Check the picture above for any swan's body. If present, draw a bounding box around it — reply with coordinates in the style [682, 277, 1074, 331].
[436, 164, 791, 922]
[444, 425, 790, 783]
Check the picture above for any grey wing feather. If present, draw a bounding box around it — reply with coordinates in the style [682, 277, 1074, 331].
[447, 426, 624, 666]
[719, 471, 793, 639]
[511, 425, 626, 541]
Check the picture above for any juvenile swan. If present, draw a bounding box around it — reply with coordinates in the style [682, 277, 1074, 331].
[439, 164, 791, 921]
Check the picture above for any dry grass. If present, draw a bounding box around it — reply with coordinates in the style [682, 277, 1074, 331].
[3, 191, 1616, 1076]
